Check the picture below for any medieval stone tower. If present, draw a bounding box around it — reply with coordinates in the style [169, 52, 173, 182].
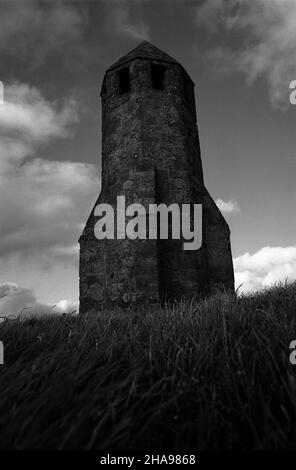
[79, 42, 234, 312]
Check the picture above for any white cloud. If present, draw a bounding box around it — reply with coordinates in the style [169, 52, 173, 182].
[215, 198, 240, 214]
[234, 246, 296, 293]
[0, 282, 18, 300]
[195, 0, 296, 108]
[0, 82, 98, 269]
[0, 282, 78, 318]
[0, 83, 78, 142]
[55, 299, 78, 314]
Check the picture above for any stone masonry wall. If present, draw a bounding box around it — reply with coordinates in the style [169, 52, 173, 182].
[79, 45, 234, 313]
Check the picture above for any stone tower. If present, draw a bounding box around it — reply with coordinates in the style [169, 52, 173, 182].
[79, 42, 234, 312]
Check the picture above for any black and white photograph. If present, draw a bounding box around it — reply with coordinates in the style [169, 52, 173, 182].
[0, 0, 296, 457]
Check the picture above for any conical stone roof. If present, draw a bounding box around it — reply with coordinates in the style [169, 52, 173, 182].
[107, 41, 179, 71]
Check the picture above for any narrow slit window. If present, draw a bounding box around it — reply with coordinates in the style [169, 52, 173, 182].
[183, 76, 197, 119]
[151, 64, 166, 90]
[118, 67, 130, 94]
[184, 76, 190, 102]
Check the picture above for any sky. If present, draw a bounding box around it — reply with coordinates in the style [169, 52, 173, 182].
[0, 0, 295, 316]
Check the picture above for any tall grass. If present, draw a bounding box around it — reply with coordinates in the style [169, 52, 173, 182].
[0, 282, 296, 449]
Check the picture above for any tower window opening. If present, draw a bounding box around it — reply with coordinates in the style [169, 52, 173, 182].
[118, 67, 130, 94]
[183, 75, 197, 120]
[151, 64, 166, 90]
[184, 76, 191, 102]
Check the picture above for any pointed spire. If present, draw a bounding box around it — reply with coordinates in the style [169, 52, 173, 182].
[107, 41, 179, 71]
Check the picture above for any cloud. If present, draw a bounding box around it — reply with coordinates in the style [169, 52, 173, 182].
[0, 282, 78, 318]
[0, 82, 78, 143]
[195, 0, 296, 108]
[0, 282, 18, 300]
[104, 0, 150, 40]
[55, 299, 79, 314]
[0, 0, 86, 67]
[0, 82, 98, 269]
[234, 246, 296, 293]
[215, 198, 240, 214]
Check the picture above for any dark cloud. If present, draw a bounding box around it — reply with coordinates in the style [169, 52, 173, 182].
[0, 0, 88, 68]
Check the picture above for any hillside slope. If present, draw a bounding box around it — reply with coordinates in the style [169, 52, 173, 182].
[0, 283, 296, 449]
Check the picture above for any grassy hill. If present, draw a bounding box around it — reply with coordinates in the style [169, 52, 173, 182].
[0, 282, 296, 450]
